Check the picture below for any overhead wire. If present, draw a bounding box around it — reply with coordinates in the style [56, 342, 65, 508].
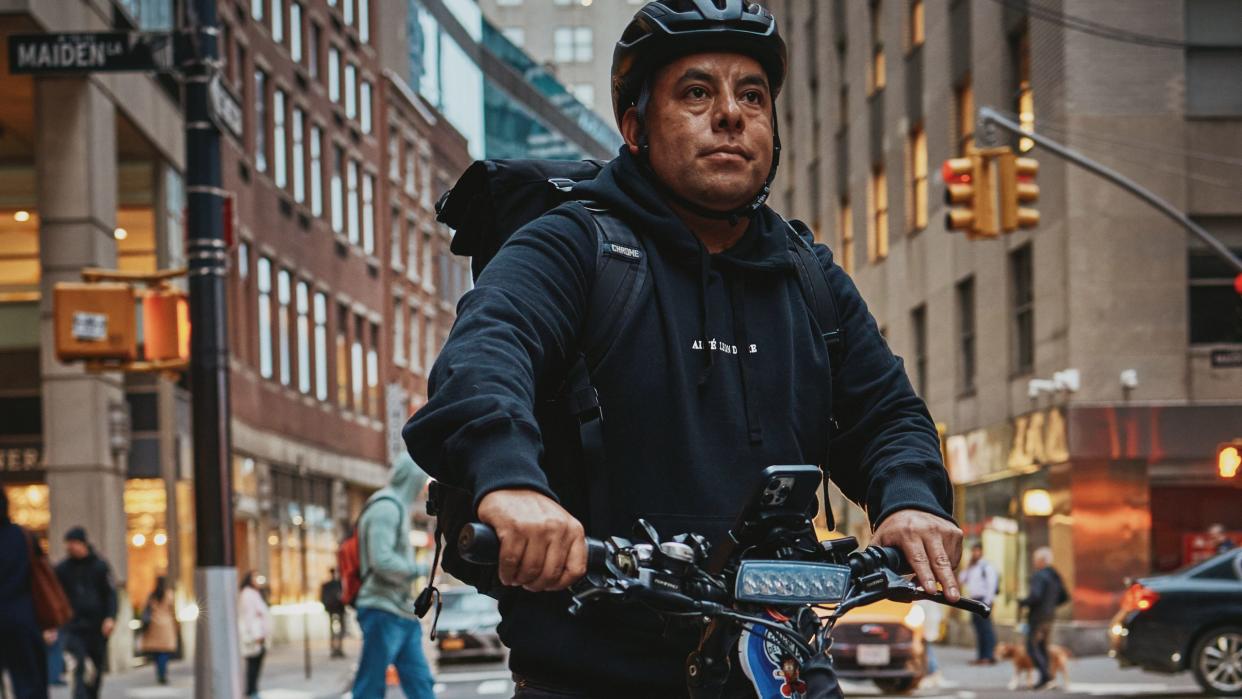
[985, 0, 1211, 50]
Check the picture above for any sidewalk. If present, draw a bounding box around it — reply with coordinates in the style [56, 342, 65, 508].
[51, 639, 361, 699]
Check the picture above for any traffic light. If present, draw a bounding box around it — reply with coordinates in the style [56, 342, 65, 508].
[999, 152, 1040, 232]
[54, 282, 138, 362]
[1219, 441, 1242, 479]
[942, 155, 997, 237]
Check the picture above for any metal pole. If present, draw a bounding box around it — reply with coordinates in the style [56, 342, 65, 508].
[183, 0, 243, 696]
[978, 106, 1242, 274]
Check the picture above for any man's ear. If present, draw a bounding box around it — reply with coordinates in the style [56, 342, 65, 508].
[620, 106, 643, 155]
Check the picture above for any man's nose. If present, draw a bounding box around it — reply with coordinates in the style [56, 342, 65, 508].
[714, 94, 745, 132]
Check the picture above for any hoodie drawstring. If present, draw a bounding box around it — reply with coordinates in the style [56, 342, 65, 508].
[730, 276, 763, 444]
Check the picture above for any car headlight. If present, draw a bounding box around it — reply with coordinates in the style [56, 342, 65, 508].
[734, 561, 851, 605]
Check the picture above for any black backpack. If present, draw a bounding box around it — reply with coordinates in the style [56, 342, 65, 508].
[414, 159, 845, 616]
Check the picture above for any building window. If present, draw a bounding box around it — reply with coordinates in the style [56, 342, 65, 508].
[388, 131, 400, 181]
[1186, 0, 1242, 116]
[404, 142, 416, 195]
[367, 324, 379, 417]
[273, 89, 287, 189]
[351, 316, 364, 411]
[957, 276, 976, 393]
[343, 0, 353, 26]
[328, 47, 340, 103]
[424, 311, 436, 370]
[314, 292, 328, 401]
[254, 69, 267, 173]
[407, 218, 419, 282]
[257, 257, 273, 378]
[359, 0, 369, 43]
[554, 27, 593, 63]
[869, 1, 885, 94]
[296, 281, 310, 394]
[391, 208, 403, 267]
[868, 166, 889, 262]
[497, 0, 522, 5]
[839, 198, 854, 275]
[347, 159, 360, 245]
[289, 3, 302, 62]
[909, 0, 924, 50]
[956, 77, 974, 156]
[409, 303, 421, 372]
[307, 22, 320, 79]
[310, 125, 323, 216]
[277, 269, 291, 386]
[331, 145, 344, 233]
[908, 125, 928, 232]
[362, 173, 375, 255]
[1010, 244, 1034, 374]
[502, 27, 525, 47]
[1013, 27, 1035, 152]
[292, 108, 305, 203]
[394, 296, 406, 366]
[251, 0, 263, 21]
[571, 83, 595, 109]
[422, 228, 434, 286]
[271, 0, 283, 43]
[911, 304, 927, 397]
[336, 304, 349, 408]
[344, 63, 357, 119]
[360, 80, 372, 134]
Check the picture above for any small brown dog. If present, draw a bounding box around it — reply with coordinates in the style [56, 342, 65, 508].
[996, 641, 1071, 689]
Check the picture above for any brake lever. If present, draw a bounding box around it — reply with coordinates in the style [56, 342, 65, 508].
[886, 582, 993, 619]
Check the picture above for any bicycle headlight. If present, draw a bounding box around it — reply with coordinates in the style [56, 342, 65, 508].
[734, 561, 852, 605]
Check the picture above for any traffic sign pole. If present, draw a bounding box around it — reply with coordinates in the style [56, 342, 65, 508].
[182, 1, 243, 696]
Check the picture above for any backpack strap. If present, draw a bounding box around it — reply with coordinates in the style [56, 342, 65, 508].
[784, 219, 845, 532]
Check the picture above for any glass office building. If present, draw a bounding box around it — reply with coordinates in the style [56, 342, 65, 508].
[408, 0, 620, 161]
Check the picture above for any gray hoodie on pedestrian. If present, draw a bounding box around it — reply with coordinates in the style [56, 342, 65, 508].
[356, 459, 422, 620]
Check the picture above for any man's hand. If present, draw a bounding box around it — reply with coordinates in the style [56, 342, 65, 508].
[102, 618, 115, 637]
[476, 488, 587, 592]
[873, 509, 963, 602]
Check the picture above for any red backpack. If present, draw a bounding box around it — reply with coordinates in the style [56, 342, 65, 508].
[337, 495, 401, 608]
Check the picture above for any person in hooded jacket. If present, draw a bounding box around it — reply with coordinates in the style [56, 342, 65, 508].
[55, 527, 116, 699]
[351, 459, 435, 698]
[1018, 546, 1067, 690]
[404, 1, 960, 695]
[0, 487, 49, 699]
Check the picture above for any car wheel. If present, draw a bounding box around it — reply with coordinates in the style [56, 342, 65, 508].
[873, 677, 917, 694]
[1192, 626, 1242, 696]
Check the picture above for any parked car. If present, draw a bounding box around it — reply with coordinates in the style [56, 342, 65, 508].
[1109, 547, 1242, 696]
[826, 599, 928, 694]
[436, 587, 506, 662]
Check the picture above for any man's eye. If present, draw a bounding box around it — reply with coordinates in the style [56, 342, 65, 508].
[688, 87, 708, 99]
[743, 91, 764, 104]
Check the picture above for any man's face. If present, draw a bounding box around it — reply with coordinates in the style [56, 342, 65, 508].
[623, 52, 774, 214]
[970, 546, 983, 564]
[66, 540, 88, 559]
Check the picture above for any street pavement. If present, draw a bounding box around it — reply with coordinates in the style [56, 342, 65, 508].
[52, 641, 1202, 698]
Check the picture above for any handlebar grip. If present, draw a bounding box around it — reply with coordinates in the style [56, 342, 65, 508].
[459, 523, 500, 565]
[949, 596, 992, 618]
[877, 546, 913, 576]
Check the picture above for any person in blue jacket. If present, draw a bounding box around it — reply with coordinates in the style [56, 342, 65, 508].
[0, 487, 49, 699]
[405, 1, 961, 695]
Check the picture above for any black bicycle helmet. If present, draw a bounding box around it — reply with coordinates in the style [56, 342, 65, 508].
[611, 0, 787, 127]
[612, 0, 788, 221]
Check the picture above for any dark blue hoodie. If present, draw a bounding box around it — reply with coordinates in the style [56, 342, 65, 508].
[404, 149, 952, 692]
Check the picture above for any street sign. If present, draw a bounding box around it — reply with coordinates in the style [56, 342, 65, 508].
[1211, 348, 1242, 369]
[8, 32, 172, 74]
[208, 74, 244, 141]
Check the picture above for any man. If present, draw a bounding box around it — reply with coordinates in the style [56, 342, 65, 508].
[0, 488, 48, 699]
[320, 568, 346, 658]
[405, 1, 960, 695]
[959, 542, 999, 665]
[351, 459, 434, 698]
[1018, 546, 1067, 690]
[1208, 523, 1236, 555]
[54, 527, 116, 699]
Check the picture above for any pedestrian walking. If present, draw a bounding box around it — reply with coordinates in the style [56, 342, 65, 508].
[350, 459, 435, 699]
[1018, 546, 1068, 690]
[138, 576, 178, 685]
[1208, 523, 1236, 555]
[54, 526, 117, 699]
[960, 542, 999, 665]
[238, 571, 272, 699]
[0, 488, 50, 699]
[320, 568, 346, 658]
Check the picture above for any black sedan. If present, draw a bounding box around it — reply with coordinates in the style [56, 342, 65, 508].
[1110, 547, 1242, 695]
[436, 587, 506, 662]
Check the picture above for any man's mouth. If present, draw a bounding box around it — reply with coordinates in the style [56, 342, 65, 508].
[701, 145, 751, 160]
